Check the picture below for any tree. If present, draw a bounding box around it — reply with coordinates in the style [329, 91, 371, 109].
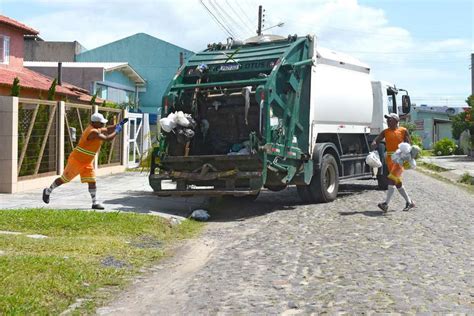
[11, 77, 20, 96]
[47, 79, 57, 101]
[90, 91, 98, 105]
[452, 95, 474, 140]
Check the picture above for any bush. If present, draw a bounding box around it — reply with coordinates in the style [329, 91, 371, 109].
[433, 138, 457, 156]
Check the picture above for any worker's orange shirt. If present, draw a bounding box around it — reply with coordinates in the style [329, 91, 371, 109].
[383, 127, 407, 153]
[69, 125, 103, 163]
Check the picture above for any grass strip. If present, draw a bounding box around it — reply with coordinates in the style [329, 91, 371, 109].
[0, 209, 203, 314]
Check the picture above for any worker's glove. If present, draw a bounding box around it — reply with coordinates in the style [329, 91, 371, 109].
[119, 118, 129, 126]
[115, 124, 123, 134]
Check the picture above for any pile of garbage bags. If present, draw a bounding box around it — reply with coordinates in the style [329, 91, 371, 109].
[159, 111, 197, 144]
[391, 142, 421, 169]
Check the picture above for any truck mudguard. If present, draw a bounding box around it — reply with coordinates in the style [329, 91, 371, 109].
[312, 142, 341, 172]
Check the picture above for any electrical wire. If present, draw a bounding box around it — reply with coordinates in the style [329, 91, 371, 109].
[199, 0, 235, 38]
[210, 0, 246, 39]
[224, 0, 255, 36]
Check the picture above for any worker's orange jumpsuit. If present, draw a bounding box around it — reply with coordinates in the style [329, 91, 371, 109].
[60, 125, 103, 184]
[383, 127, 408, 185]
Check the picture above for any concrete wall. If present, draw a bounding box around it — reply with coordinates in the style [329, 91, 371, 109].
[76, 33, 193, 114]
[25, 66, 103, 93]
[24, 40, 85, 62]
[0, 24, 25, 68]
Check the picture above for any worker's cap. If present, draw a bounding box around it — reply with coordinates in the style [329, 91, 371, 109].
[384, 113, 400, 121]
[91, 112, 108, 124]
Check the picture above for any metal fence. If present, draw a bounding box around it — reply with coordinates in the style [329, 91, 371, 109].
[17, 98, 58, 179]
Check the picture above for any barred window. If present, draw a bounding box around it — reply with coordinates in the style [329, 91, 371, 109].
[0, 35, 10, 64]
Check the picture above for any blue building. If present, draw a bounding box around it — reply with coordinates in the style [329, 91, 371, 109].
[76, 33, 193, 115]
[25, 61, 145, 108]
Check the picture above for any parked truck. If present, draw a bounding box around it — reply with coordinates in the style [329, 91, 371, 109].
[149, 34, 411, 202]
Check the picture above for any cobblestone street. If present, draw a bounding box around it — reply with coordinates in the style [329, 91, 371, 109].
[98, 170, 474, 314]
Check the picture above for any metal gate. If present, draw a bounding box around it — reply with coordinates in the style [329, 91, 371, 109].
[127, 112, 151, 168]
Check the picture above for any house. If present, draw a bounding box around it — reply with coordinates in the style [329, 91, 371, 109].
[75, 33, 194, 115]
[0, 15, 95, 103]
[24, 61, 146, 109]
[403, 105, 459, 149]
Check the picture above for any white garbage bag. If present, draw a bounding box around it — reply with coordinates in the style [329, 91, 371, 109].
[175, 111, 190, 127]
[366, 151, 382, 168]
[410, 145, 421, 159]
[398, 142, 412, 154]
[159, 117, 176, 133]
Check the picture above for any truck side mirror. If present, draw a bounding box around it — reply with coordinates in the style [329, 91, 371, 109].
[402, 95, 411, 114]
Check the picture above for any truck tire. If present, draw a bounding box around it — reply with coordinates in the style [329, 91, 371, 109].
[309, 154, 339, 203]
[297, 185, 314, 203]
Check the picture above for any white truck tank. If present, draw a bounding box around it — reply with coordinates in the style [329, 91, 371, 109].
[310, 47, 373, 135]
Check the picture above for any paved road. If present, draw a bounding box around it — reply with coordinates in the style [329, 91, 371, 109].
[0, 172, 204, 219]
[97, 170, 474, 314]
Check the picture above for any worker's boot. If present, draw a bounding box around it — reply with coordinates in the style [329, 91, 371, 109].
[42, 188, 50, 204]
[402, 201, 415, 212]
[377, 202, 388, 213]
[91, 203, 105, 210]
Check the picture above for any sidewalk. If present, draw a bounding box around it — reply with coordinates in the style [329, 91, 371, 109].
[419, 155, 474, 183]
[0, 172, 208, 219]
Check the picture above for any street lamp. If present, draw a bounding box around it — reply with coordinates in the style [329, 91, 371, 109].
[262, 22, 285, 32]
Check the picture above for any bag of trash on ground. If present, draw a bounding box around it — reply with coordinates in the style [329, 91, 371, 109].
[366, 151, 382, 168]
[190, 209, 210, 221]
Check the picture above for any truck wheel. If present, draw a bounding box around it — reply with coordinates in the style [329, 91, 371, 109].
[309, 154, 339, 203]
[266, 185, 287, 192]
[297, 185, 314, 203]
[149, 179, 162, 192]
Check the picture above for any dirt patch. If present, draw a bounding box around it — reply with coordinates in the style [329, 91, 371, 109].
[96, 235, 217, 315]
[101, 256, 129, 269]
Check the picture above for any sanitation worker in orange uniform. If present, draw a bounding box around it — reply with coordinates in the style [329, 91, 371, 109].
[42, 112, 125, 210]
[371, 113, 415, 212]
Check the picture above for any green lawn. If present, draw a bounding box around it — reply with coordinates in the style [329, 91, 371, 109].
[0, 209, 203, 314]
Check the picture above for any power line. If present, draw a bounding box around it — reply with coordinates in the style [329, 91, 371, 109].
[211, 0, 246, 39]
[233, 0, 256, 30]
[200, 0, 235, 38]
[224, 0, 255, 36]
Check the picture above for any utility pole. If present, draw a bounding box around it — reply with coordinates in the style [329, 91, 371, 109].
[257, 5, 263, 35]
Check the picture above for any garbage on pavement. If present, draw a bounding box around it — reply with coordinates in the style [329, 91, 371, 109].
[190, 209, 210, 221]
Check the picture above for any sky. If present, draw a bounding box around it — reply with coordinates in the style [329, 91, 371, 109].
[1, 0, 472, 106]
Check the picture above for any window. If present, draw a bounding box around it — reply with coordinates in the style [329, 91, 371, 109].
[0, 35, 10, 64]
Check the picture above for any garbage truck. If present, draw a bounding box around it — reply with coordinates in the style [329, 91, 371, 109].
[149, 34, 411, 202]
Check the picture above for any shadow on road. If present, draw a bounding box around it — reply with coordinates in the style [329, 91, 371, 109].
[338, 210, 386, 217]
[103, 181, 379, 221]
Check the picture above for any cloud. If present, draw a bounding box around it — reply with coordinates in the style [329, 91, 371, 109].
[6, 0, 472, 104]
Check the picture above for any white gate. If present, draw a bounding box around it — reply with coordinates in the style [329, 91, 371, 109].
[127, 112, 151, 168]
